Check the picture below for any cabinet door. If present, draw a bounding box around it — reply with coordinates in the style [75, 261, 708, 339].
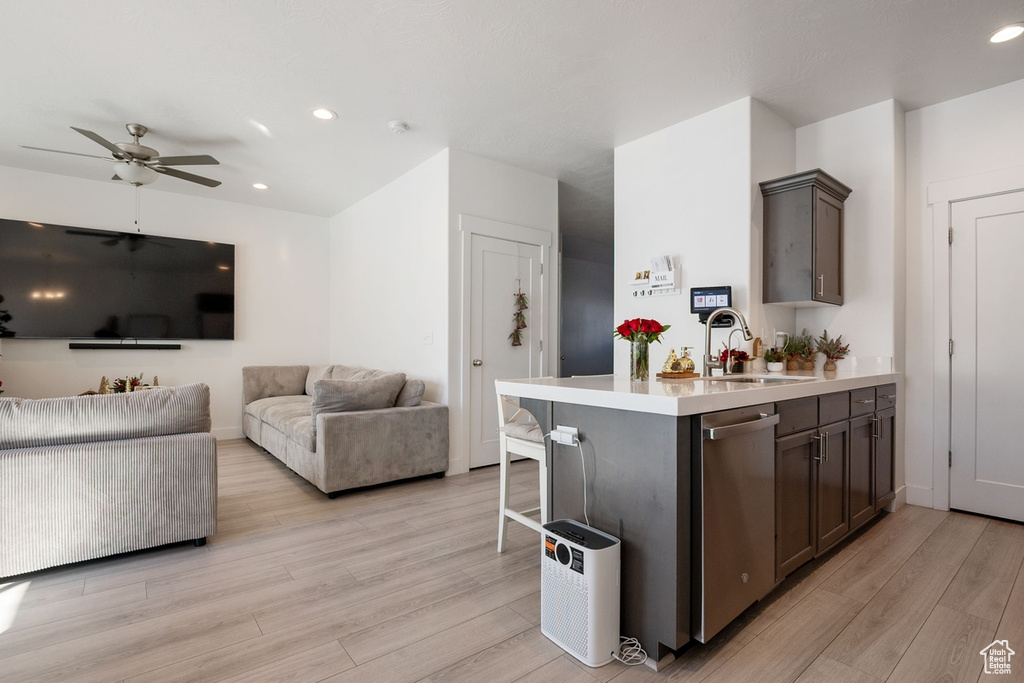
[849, 415, 875, 530]
[816, 421, 850, 552]
[813, 189, 843, 305]
[775, 430, 817, 582]
[874, 407, 896, 510]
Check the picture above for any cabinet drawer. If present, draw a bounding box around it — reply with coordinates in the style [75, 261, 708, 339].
[819, 392, 850, 424]
[777, 397, 818, 436]
[876, 384, 897, 410]
[850, 388, 877, 417]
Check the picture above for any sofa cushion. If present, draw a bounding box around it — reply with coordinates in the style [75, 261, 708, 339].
[0, 382, 211, 450]
[305, 365, 334, 396]
[242, 365, 308, 404]
[245, 394, 312, 420]
[311, 374, 406, 438]
[282, 414, 315, 452]
[331, 365, 393, 381]
[395, 379, 425, 407]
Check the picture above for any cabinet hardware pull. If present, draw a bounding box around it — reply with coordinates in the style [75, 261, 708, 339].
[854, 399, 875, 404]
[823, 431, 829, 462]
[812, 434, 824, 462]
[879, 394, 895, 399]
[818, 274, 824, 296]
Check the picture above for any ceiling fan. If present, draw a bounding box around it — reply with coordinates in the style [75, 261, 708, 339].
[65, 229, 172, 252]
[22, 123, 221, 188]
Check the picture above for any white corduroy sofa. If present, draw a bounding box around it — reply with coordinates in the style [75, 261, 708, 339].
[0, 383, 217, 578]
[242, 365, 449, 497]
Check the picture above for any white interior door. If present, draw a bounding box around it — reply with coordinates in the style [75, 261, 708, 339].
[469, 234, 543, 469]
[950, 190, 1024, 521]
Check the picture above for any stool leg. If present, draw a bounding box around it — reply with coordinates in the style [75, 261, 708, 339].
[497, 437, 511, 552]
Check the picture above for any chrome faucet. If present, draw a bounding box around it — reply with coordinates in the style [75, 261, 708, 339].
[703, 307, 753, 376]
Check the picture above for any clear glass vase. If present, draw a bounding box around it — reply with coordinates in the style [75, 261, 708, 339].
[630, 339, 650, 382]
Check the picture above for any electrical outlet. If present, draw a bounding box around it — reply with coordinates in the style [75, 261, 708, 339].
[553, 425, 579, 446]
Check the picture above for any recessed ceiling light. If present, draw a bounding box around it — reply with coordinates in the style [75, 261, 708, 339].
[27, 222, 44, 228]
[217, 265, 231, 271]
[252, 182, 269, 190]
[388, 120, 409, 135]
[989, 23, 1024, 43]
[312, 108, 337, 120]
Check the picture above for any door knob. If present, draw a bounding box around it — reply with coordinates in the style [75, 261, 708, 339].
[472, 359, 483, 366]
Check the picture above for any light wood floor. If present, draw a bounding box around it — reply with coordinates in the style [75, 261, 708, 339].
[2, 439, 1023, 682]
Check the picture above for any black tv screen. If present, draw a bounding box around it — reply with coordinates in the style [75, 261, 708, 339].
[0, 219, 235, 340]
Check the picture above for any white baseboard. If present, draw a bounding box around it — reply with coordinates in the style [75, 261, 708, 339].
[905, 484, 934, 508]
[214, 427, 244, 441]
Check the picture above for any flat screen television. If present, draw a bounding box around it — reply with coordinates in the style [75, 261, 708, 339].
[0, 218, 235, 340]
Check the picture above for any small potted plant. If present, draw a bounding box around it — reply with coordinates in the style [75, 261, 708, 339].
[764, 348, 785, 372]
[816, 330, 850, 373]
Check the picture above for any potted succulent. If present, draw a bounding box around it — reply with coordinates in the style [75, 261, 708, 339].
[764, 348, 785, 372]
[783, 330, 817, 371]
[816, 330, 850, 372]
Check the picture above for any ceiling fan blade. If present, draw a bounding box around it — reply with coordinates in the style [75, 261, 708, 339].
[21, 145, 115, 161]
[154, 166, 221, 188]
[71, 126, 129, 159]
[149, 154, 219, 166]
[65, 229, 124, 238]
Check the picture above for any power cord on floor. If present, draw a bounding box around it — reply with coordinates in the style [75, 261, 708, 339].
[614, 636, 648, 666]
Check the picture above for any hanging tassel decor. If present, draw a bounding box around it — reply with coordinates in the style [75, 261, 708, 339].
[509, 284, 529, 346]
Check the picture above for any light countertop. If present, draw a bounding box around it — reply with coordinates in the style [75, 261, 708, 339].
[495, 367, 901, 417]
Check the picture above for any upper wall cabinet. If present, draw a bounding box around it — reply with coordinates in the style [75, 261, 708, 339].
[760, 169, 852, 306]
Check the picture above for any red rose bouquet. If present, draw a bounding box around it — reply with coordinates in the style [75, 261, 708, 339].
[614, 318, 670, 344]
[614, 318, 670, 381]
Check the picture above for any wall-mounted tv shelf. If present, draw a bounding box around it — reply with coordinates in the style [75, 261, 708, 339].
[69, 342, 182, 350]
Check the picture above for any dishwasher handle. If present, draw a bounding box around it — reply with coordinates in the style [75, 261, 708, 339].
[703, 412, 780, 440]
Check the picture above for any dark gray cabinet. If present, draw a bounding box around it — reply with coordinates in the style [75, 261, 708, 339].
[760, 169, 852, 306]
[775, 387, 901, 581]
[774, 393, 851, 582]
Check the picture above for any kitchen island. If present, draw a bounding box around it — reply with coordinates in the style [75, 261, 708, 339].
[495, 367, 900, 668]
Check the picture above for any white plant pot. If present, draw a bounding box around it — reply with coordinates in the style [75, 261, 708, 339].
[766, 362, 784, 373]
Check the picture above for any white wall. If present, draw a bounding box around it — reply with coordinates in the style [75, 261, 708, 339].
[751, 100, 797, 347]
[328, 150, 450, 402]
[447, 149, 559, 474]
[904, 77, 1024, 506]
[0, 166, 331, 439]
[326, 148, 558, 475]
[614, 98, 754, 373]
[793, 101, 904, 365]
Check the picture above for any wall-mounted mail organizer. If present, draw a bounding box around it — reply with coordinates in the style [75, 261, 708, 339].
[629, 267, 680, 297]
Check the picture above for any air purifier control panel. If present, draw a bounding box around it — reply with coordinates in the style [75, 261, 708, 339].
[546, 534, 584, 573]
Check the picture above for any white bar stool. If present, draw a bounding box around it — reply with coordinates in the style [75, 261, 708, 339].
[496, 394, 548, 552]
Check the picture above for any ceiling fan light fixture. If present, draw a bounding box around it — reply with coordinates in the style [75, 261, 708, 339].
[312, 108, 337, 120]
[115, 161, 158, 186]
[989, 23, 1024, 43]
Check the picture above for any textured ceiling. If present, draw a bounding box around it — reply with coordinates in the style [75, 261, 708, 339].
[2, 1, 1023, 246]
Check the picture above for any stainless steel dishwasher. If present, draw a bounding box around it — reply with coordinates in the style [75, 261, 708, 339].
[693, 403, 779, 643]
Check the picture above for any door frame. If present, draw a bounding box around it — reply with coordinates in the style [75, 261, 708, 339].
[928, 165, 1024, 511]
[455, 214, 553, 475]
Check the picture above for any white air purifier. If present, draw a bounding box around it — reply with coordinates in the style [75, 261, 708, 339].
[540, 519, 621, 667]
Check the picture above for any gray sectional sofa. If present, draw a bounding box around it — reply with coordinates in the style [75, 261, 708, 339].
[242, 365, 449, 496]
[0, 383, 218, 577]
